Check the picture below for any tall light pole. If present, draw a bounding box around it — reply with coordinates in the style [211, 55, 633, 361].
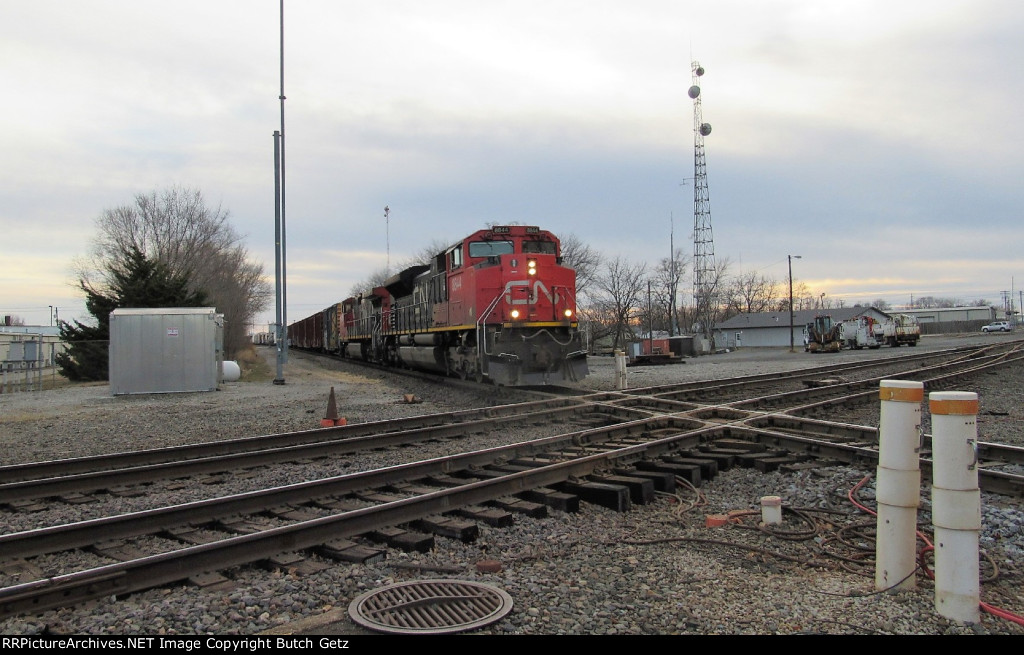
[273, 0, 288, 385]
[789, 255, 801, 352]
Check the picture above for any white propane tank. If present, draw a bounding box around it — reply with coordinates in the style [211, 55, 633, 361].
[222, 360, 241, 382]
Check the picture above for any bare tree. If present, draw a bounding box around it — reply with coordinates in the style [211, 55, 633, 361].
[792, 282, 813, 311]
[401, 238, 455, 268]
[558, 233, 602, 302]
[81, 186, 272, 357]
[349, 238, 454, 296]
[591, 256, 647, 351]
[725, 270, 779, 315]
[695, 257, 731, 335]
[652, 249, 688, 336]
[349, 267, 392, 297]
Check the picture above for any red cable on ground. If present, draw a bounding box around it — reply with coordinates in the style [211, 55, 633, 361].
[847, 475, 1024, 627]
[981, 602, 1024, 627]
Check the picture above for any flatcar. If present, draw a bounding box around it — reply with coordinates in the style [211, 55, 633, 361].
[288, 225, 588, 385]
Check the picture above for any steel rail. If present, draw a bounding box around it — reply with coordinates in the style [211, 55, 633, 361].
[3, 347, 1023, 618]
[613, 343, 1010, 399]
[2, 342, 1008, 486]
[771, 351, 1024, 418]
[722, 350, 1024, 412]
[0, 396, 589, 484]
[730, 423, 1024, 497]
[0, 414, 707, 559]
[4, 348, 1018, 504]
[0, 421, 721, 619]
[0, 404, 658, 504]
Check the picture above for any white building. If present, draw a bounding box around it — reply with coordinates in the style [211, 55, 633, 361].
[714, 307, 890, 349]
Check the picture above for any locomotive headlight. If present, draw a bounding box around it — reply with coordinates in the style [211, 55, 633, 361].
[564, 309, 573, 318]
[527, 260, 537, 276]
[510, 309, 520, 319]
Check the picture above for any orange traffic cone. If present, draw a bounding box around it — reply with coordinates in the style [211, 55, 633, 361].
[321, 387, 344, 427]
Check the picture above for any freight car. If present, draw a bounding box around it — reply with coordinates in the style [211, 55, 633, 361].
[288, 225, 588, 386]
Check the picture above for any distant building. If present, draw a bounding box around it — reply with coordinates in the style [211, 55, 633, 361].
[0, 324, 64, 366]
[899, 306, 996, 327]
[714, 307, 890, 349]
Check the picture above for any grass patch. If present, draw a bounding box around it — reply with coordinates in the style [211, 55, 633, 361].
[235, 345, 274, 383]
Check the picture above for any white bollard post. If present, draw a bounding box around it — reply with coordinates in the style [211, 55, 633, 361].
[930, 391, 981, 624]
[875, 380, 923, 591]
[760, 495, 782, 525]
[614, 350, 627, 390]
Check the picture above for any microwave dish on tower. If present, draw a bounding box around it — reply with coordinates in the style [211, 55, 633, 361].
[689, 60, 717, 350]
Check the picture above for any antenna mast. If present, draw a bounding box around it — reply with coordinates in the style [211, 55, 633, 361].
[689, 61, 716, 350]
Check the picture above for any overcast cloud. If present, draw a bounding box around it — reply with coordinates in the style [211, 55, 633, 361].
[2, 1, 1022, 328]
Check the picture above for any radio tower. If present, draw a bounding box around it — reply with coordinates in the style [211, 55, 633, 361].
[688, 61, 716, 348]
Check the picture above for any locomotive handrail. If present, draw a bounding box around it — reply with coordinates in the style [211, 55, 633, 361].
[476, 288, 507, 363]
[554, 284, 578, 322]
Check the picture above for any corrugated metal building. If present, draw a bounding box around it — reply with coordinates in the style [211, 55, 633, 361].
[899, 307, 996, 324]
[714, 307, 890, 348]
[109, 308, 224, 395]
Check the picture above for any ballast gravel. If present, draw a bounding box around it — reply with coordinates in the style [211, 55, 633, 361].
[0, 333, 1021, 635]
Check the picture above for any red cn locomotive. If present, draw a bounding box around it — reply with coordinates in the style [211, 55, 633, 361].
[288, 225, 588, 386]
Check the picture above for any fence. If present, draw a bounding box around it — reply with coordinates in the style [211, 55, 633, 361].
[918, 319, 990, 335]
[0, 333, 65, 393]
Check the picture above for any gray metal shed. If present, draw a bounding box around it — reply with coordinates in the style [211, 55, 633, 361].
[109, 307, 224, 395]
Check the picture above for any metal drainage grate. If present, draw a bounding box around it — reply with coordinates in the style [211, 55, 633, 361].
[348, 579, 514, 635]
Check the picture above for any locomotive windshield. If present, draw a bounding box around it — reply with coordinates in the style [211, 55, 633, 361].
[469, 240, 514, 258]
[522, 240, 556, 255]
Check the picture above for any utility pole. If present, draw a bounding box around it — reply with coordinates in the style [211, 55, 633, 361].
[669, 213, 676, 337]
[647, 280, 653, 355]
[788, 255, 801, 352]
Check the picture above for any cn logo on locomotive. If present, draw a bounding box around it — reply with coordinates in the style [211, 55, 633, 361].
[503, 280, 561, 305]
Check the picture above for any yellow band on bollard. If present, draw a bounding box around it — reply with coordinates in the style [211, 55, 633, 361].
[879, 386, 924, 402]
[929, 398, 980, 415]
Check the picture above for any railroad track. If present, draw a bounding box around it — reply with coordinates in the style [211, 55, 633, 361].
[0, 342, 1010, 489]
[1, 342, 1021, 620]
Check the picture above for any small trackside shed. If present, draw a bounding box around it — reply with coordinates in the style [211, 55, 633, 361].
[109, 307, 224, 395]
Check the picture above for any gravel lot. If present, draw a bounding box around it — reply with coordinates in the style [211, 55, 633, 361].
[1, 333, 1021, 635]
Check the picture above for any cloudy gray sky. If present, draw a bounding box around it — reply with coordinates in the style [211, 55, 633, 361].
[3, 0, 1022, 329]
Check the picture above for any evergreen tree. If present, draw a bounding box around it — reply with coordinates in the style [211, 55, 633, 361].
[57, 247, 208, 381]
